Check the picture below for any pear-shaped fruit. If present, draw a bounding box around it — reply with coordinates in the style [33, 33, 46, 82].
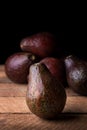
[40, 57, 67, 86]
[26, 63, 66, 119]
[20, 32, 62, 58]
[64, 55, 87, 95]
[5, 52, 39, 84]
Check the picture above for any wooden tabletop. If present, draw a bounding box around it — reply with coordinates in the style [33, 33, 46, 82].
[0, 65, 87, 130]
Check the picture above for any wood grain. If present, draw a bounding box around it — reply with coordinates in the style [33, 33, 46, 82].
[0, 83, 27, 97]
[0, 114, 87, 130]
[0, 71, 12, 83]
[0, 65, 87, 130]
[0, 97, 29, 113]
[0, 97, 87, 113]
[0, 65, 4, 71]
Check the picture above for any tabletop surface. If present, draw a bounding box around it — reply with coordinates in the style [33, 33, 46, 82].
[0, 65, 87, 130]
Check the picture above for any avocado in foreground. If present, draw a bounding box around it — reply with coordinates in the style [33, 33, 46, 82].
[26, 63, 66, 119]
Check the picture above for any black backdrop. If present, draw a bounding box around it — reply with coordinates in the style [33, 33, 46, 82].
[0, 30, 87, 64]
[0, 4, 87, 64]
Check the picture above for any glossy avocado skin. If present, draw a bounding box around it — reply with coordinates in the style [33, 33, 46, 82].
[20, 32, 61, 58]
[26, 63, 66, 119]
[40, 57, 67, 87]
[65, 55, 87, 96]
[5, 52, 39, 84]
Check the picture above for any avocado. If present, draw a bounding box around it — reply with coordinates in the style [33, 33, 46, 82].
[5, 52, 39, 84]
[20, 32, 62, 58]
[40, 57, 67, 86]
[26, 63, 66, 119]
[64, 55, 87, 95]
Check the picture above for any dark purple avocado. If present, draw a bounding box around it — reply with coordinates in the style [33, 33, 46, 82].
[5, 52, 39, 84]
[20, 32, 62, 58]
[64, 55, 87, 96]
[40, 57, 67, 87]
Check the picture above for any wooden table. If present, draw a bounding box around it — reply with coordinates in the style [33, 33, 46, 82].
[0, 65, 87, 130]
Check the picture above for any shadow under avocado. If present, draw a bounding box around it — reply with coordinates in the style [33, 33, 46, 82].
[40, 113, 81, 121]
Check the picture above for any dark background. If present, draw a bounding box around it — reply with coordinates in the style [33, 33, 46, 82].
[0, 30, 87, 64]
[0, 28, 87, 64]
[0, 4, 87, 64]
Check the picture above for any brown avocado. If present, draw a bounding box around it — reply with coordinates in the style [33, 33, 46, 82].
[26, 63, 66, 119]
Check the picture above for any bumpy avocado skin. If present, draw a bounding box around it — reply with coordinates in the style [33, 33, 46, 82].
[65, 55, 87, 95]
[26, 63, 66, 119]
[20, 32, 61, 58]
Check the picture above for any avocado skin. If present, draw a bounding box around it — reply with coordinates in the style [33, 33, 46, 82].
[20, 32, 62, 58]
[26, 63, 66, 119]
[5, 52, 39, 84]
[40, 57, 67, 87]
[65, 55, 87, 96]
